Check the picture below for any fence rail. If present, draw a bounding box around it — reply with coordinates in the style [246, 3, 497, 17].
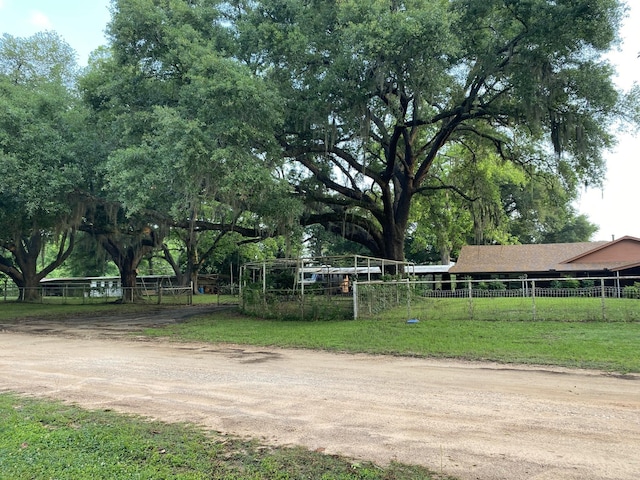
[353, 276, 640, 321]
[1, 284, 192, 305]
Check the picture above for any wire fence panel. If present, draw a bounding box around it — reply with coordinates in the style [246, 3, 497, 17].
[0, 284, 20, 302]
[0, 285, 193, 305]
[354, 276, 640, 322]
[352, 282, 411, 318]
[241, 286, 353, 321]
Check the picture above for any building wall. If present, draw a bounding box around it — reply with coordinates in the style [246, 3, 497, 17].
[571, 239, 640, 263]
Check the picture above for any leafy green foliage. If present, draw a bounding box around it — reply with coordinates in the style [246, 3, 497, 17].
[0, 32, 78, 86]
[623, 282, 640, 299]
[407, 143, 600, 260]
[78, 0, 304, 290]
[0, 33, 88, 297]
[90, 0, 290, 219]
[233, 0, 629, 259]
[48, 232, 120, 278]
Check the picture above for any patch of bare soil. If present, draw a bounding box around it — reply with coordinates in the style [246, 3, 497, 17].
[0, 307, 638, 480]
[0, 304, 227, 338]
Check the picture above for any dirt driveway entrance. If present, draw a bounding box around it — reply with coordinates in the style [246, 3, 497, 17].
[0, 306, 638, 480]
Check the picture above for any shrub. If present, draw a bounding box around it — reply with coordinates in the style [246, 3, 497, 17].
[623, 283, 640, 299]
[551, 278, 580, 289]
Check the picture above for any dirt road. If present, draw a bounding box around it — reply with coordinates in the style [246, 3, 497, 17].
[0, 307, 639, 480]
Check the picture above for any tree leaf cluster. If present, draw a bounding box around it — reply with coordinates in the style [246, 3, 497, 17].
[227, 0, 630, 260]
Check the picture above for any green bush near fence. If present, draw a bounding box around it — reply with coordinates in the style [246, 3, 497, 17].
[623, 282, 640, 299]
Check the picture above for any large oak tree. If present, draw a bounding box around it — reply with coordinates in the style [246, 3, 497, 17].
[233, 0, 628, 260]
[0, 33, 85, 301]
[79, 0, 300, 296]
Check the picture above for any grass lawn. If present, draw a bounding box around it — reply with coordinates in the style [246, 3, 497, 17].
[0, 294, 235, 322]
[0, 302, 153, 321]
[142, 306, 640, 374]
[0, 393, 445, 480]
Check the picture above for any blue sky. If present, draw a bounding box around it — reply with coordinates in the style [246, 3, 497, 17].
[0, 0, 111, 65]
[1, 0, 639, 241]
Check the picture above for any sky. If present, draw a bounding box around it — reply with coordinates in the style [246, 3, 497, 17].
[0, 0, 639, 242]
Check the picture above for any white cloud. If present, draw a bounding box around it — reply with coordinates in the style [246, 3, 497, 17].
[29, 10, 53, 30]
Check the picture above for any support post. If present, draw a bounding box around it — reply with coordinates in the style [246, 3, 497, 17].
[531, 280, 536, 321]
[406, 278, 411, 320]
[601, 278, 606, 321]
[467, 279, 473, 320]
[353, 282, 358, 320]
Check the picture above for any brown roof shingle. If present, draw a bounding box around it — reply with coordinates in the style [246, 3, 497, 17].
[449, 242, 610, 274]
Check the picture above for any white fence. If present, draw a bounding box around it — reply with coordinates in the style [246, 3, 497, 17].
[353, 276, 640, 321]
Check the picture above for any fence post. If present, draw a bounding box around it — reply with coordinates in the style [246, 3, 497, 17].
[158, 286, 162, 305]
[531, 280, 536, 321]
[396, 281, 400, 306]
[600, 278, 606, 321]
[353, 282, 358, 319]
[467, 279, 473, 319]
[406, 278, 411, 319]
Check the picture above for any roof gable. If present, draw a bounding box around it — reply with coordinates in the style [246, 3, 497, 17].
[562, 236, 640, 264]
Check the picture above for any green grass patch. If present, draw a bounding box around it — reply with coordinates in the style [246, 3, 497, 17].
[0, 302, 154, 322]
[143, 308, 640, 373]
[0, 294, 234, 313]
[0, 296, 231, 323]
[0, 393, 446, 480]
[192, 294, 240, 306]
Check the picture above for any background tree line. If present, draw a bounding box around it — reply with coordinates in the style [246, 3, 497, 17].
[1, 0, 636, 301]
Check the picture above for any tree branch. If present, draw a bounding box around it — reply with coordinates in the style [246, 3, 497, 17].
[300, 211, 384, 256]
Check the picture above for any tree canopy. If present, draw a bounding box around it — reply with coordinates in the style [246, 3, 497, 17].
[232, 0, 626, 260]
[76, 0, 302, 295]
[0, 33, 86, 300]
